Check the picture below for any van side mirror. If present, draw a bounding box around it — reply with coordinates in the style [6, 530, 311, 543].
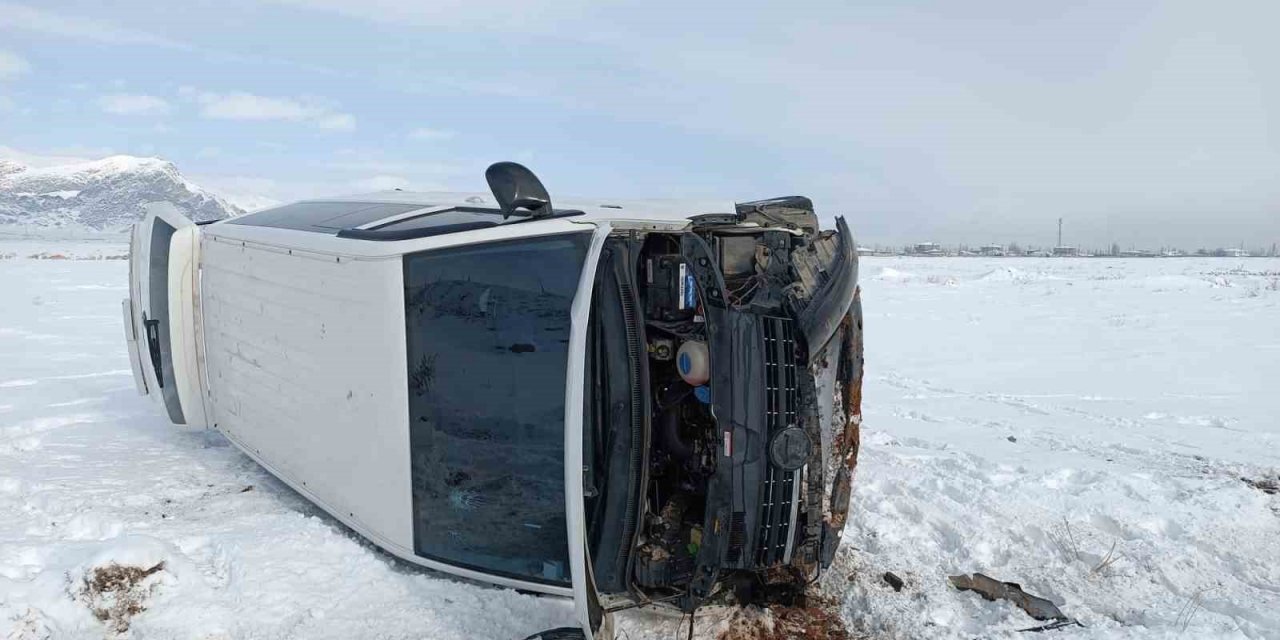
[485, 161, 554, 219]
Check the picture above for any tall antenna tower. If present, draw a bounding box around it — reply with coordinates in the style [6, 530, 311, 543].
[1057, 217, 1063, 247]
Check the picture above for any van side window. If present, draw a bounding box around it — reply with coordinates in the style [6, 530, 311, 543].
[403, 232, 591, 585]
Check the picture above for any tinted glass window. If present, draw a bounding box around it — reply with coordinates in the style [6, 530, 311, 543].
[404, 232, 591, 585]
[229, 201, 427, 232]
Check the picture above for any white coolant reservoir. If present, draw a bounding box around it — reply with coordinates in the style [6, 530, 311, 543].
[677, 340, 710, 386]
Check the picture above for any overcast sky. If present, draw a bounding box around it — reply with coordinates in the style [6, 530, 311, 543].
[1, 0, 1276, 248]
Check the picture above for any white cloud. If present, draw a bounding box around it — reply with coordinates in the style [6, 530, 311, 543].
[97, 93, 171, 116]
[0, 49, 30, 80]
[351, 175, 412, 192]
[0, 5, 340, 77]
[188, 174, 285, 212]
[0, 145, 114, 168]
[408, 127, 455, 141]
[271, 0, 594, 33]
[327, 152, 458, 176]
[197, 93, 312, 120]
[315, 112, 356, 131]
[184, 89, 355, 130]
[194, 172, 426, 209]
[324, 151, 461, 191]
[0, 3, 185, 49]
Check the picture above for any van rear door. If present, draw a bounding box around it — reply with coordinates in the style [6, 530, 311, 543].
[123, 210, 207, 427]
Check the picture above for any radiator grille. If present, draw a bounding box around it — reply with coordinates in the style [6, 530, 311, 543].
[757, 316, 799, 566]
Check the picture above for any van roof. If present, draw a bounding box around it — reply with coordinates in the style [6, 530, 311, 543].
[224, 191, 813, 240]
[319, 191, 738, 224]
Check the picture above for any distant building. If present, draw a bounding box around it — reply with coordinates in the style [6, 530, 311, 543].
[1052, 246, 1080, 257]
[913, 242, 945, 256]
[979, 244, 1005, 256]
[1223, 247, 1250, 258]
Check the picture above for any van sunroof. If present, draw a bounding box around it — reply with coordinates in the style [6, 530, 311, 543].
[228, 202, 431, 233]
[229, 201, 579, 240]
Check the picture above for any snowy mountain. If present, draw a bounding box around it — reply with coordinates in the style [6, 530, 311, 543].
[0, 155, 242, 232]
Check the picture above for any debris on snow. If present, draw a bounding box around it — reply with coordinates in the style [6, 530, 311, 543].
[1018, 619, 1081, 633]
[1243, 475, 1279, 495]
[1088, 541, 1121, 577]
[70, 562, 167, 634]
[948, 573, 1067, 622]
[5, 608, 53, 640]
[519, 627, 588, 640]
[1173, 588, 1212, 632]
[716, 600, 855, 640]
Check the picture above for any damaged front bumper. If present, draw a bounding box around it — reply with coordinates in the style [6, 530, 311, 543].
[675, 210, 864, 609]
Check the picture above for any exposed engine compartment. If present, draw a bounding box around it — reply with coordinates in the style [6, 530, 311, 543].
[619, 207, 862, 608]
[633, 236, 718, 595]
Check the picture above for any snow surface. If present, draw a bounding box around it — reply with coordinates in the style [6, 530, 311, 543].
[838, 257, 1280, 639]
[1, 249, 1278, 639]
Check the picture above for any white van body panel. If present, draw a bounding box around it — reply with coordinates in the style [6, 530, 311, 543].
[196, 221, 604, 600]
[168, 225, 208, 428]
[126, 220, 157, 397]
[126, 208, 199, 423]
[124, 221, 152, 396]
[563, 224, 611, 637]
[122, 299, 149, 396]
[200, 233, 418, 557]
[122, 302, 151, 396]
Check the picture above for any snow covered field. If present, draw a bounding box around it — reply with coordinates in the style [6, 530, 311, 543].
[839, 257, 1280, 639]
[1, 246, 1277, 639]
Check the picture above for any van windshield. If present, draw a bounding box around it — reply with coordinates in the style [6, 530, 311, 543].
[403, 232, 591, 585]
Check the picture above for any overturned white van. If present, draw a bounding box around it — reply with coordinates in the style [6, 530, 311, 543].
[123, 163, 864, 639]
